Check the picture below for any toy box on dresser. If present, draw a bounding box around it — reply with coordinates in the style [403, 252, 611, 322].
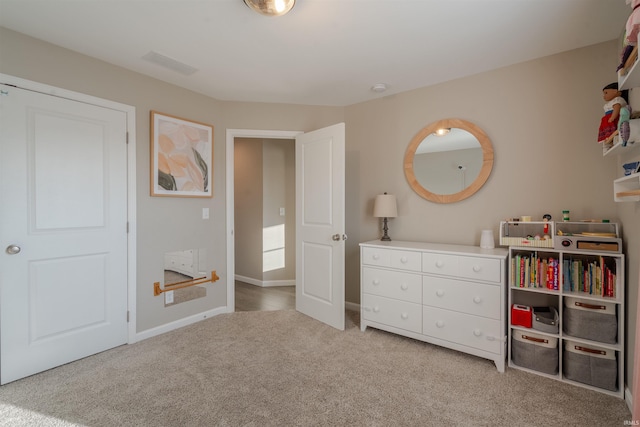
[503, 220, 625, 398]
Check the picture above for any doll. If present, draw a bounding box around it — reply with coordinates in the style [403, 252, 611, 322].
[626, 0, 640, 46]
[619, 0, 640, 71]
[598, 83, 628, 144]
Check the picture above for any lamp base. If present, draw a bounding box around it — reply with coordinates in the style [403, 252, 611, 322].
[380, 217, 392, 241]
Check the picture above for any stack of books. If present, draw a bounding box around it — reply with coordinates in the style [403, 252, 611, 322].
[511, 253, 616, 298]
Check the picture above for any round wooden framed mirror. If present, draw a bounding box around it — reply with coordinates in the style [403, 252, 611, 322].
[404, 118, 494, 203]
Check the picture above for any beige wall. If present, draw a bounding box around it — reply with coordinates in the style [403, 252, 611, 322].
[1, 27, 638, 391]
[0, 27, 343, 332]
[0, 27, 226, 332]
[234, 138, 264, 281]
[262, 139, 296, 283]
[344, 39, 639, 390]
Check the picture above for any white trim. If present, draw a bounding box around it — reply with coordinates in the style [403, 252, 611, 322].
[0, 73, 138, 344]
[225, 129, 303, 313]
[262, 279, 295, 287]
[135, 307, 227, 342]
[625, 386, 633, 412]
[235, 275, 295, 287]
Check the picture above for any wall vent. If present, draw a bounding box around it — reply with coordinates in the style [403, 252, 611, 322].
[142, 51, 198, 76]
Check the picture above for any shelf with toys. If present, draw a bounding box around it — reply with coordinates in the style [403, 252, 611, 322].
[502, 217, 625, 398]
[610, 3, 640, 201]
[614, 171, 640, 201]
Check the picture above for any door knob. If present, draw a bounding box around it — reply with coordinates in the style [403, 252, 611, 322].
[332, 234, 340, 241]
[6, 244, 21, 255]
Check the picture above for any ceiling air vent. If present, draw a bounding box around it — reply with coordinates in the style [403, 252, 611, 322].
[142, 51, 198, 76]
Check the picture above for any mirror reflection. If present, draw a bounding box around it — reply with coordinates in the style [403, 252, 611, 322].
[404, 118, 494, 203]
[414, 128, 483, 195]
[164, 248, 207, 305]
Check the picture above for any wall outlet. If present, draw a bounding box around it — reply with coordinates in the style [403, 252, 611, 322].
[165, 290, 174, 304]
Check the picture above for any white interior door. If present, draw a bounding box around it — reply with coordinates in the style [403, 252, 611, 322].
[0, 84, 129, 384]
[295, 123, 345, 330]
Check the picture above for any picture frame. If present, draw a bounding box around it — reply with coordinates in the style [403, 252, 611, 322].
[150, 111, 213, 198]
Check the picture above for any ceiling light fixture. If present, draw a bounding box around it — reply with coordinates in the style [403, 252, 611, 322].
[435, 128, 451, 136]
[371, 83, 388, 93]
[244, 0, 295, 17]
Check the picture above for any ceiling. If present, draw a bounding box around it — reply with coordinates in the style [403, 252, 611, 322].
[0, 0, 631, 107]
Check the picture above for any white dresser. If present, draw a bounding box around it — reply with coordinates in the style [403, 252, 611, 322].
[164, 249, 196, 277]
[360, 240, 508, 372]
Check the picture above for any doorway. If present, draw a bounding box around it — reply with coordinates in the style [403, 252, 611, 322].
[234, 137, 295, 311]
[226, 124, 346, 329]
[226, 130, 302, 312]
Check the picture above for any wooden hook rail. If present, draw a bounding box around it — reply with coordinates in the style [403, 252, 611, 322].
[154, 270, 220, 296]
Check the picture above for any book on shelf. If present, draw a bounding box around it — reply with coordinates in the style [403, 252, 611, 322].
[512, 252, 616, 297]
[562, 255, 616, 298]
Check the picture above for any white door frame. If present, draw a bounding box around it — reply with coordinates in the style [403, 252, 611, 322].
[0, 74, 138, 343]
[225, 129, 302, 311]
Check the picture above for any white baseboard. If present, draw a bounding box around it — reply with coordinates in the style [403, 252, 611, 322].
[135, 306, 228, 342]
[136, 301, 358, 343]
[235, 274, 294, 287]
[346, 301, 360, 312]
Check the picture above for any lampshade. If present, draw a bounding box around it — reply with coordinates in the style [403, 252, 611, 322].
[244, 0, 295, 16]
[373, 194, 397, 218]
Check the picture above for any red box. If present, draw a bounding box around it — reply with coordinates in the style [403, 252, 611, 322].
[511, 304, 532, 328]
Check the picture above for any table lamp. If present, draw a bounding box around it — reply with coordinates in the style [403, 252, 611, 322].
[373, 192, 397, 241]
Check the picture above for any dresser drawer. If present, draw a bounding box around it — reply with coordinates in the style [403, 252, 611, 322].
[422, 276, 500, 319]
[422, 306, 501, 354]
[362, 247, 421, 272]
[362, 294, 422, 333]
[422, 253, 501, 283]
[458, 256, 501, 283]
[422, 252, 459, 276]
[362, 267, 422, 303]
[362, 246, 391, 267]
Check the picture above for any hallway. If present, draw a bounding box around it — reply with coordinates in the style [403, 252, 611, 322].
[234, 281, 295, 312]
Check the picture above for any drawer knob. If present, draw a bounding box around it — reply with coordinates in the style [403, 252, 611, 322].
[400, 257, 408, 263]
[473, 296, 482, 304]
[401, 283, 408, 290]
[373, 306, 380, 313]
[473, 329, 482, 337]
[373, 254, 380, 260]
[472, 265, 481, 272]
[435, 260, 444, 268]
[436, 290, 444, 297]
[373, 279, 380, 286]
[401, 313, 408, 320]
[436, 320, 445, 328]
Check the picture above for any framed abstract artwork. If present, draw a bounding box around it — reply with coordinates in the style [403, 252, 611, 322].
[150, 111, 213, 198]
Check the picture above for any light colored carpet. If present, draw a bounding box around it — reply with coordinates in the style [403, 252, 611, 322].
[0, 310, 632, 426]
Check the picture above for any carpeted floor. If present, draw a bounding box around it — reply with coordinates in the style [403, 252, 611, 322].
[0, 310, 633, 426]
